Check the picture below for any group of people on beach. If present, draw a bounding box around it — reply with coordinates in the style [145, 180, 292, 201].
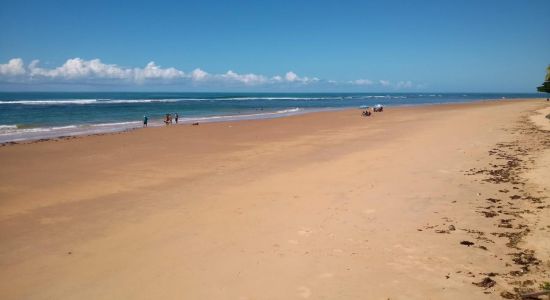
[142, 105, 382, 128]
[362, 104, 384, 117]
[142, 113, 179, 127]
[164, 113, 179, 125]
[143, 104, 384, 127]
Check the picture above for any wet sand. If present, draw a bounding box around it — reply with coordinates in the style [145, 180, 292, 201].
[0, 99, 549, 299]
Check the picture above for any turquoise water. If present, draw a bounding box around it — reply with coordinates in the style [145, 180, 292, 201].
[0, 92, 543, 142]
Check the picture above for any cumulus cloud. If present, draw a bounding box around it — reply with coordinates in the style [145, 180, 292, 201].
[221, 70, 268, 85]
[379, 80, 391, 86]
[28, 58, 184, 82]
[284, 71, 319, 84]
[396, 80, 413, 89]
[285, 71, 298, 82]
[134, 61, 184, 81]
[348, 78, 419, 90]
[0, 58, 26, 76]
[1, 58, 324, 87]
[191, 68, 208, 81]
[272, 75, 283, 82]
[350, 79, 373, 85]
[0, 57, 418, 89]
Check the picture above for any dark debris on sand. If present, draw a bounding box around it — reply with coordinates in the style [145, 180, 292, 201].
[452, 117, 550, 297]
[473, 277, 496, 289]
[510, 250, 540, 268]
[460, 240, 475, 247]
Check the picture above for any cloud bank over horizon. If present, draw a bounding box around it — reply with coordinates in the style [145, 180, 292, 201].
[0, 58, 420, 91]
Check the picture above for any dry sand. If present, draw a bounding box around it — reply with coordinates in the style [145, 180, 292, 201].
[0, 99, 549, 299]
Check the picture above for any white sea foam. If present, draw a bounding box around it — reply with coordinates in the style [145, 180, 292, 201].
[51, 125, 79, 130]
[0, 99, 99, 105]
[0, 99, 184, 105]
[0, 121, 143, 143]
[179, 107, 305, 123]
[217, 97, 334, 101]
[276, 107, 301, 113]
[0, 125, 18, 130]
[0, 125, 79, 135]
[0, 96, 342, 105]
[91, 121, 142, 127]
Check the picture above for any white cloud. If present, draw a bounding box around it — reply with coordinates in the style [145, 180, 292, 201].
[30, 58, 130, 79]
[348, 78, 416, 89]
[192, 70, 317, 86]
[285, 71, 298, 82]
[0, 58, 26, 76]
[2, 58, 323, 87]
[284, 71, 319, 84]
[350, 79, 373, 85]
[0, 57, 418, 89]
[220, 70, 268, 85]
[379, 80, 391, 86]
[28, 58, 184, 82]
[272, 75, 283, 82]
[134, 61, 184, 81]
[396, 80, 413, 89]
[191, 68, 208, 81]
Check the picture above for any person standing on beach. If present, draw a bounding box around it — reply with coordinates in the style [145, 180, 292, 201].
[143, 115, 148, 127]
[175, 113, 179, 124]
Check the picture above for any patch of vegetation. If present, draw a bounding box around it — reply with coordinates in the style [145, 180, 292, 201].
[537, 65, 550, 93]
[541, 281, 550, 291]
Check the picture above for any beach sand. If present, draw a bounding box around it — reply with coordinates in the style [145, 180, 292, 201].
[0, 99, 549, 299]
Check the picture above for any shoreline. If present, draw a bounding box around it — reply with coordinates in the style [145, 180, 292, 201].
[0, 98, 544, 146]
[0, 98, 548, 299]
[0, 106, 333, 144]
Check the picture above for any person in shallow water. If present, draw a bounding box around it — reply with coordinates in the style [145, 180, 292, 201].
[174, 113, 179, 124]
[164, 114, 171, 125]
[143, 115, 148, 127]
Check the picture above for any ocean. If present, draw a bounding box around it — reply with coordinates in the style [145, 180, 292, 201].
[0, 92, 542, 143]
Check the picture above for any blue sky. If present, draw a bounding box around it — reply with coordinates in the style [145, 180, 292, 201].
[0, 0, 549, 92]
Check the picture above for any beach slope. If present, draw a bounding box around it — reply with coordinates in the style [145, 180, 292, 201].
[0, 99, 549, 299]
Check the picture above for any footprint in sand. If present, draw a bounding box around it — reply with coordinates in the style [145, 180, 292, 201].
[297, 286, 311, 298]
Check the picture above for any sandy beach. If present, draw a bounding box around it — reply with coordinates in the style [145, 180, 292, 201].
[0, 99, 549, 299]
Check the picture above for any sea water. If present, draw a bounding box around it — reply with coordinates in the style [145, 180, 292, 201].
[0, 92, 542, 143]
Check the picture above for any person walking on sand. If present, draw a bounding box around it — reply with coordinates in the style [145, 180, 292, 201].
[143, 115, 148, 127]
[174, 113, 179, 124]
